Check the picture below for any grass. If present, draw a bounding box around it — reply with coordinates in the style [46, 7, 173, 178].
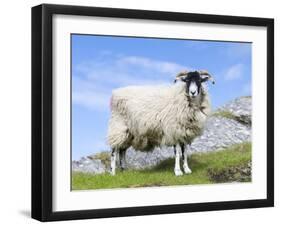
[212, 110, 238, 121]
[212, 110, 251, 125]
[72, 142, 251, 190]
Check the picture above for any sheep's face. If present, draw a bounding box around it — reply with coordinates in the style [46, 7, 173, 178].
[174, 70, 215, 98]
[185, 72, 202, 98]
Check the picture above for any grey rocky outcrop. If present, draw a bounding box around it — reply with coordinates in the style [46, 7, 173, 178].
[219, 96, 251, 125]
[72, 157, 106, 174]
[73, 96, 252, 173]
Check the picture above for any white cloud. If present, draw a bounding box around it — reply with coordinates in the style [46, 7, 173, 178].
[224, 64, 244, 81]
[73, 91, 110, 111]
[73, 54, 190, 111]
[118, 56, 187, 74]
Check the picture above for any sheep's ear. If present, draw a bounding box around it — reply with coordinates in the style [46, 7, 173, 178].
[199, 70, 215, 84]
[174, 70, 189, 83]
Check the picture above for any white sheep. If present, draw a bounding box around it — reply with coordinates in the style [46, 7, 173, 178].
[107, 70, 214, 176]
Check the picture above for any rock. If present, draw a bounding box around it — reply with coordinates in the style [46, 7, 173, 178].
[72, 96, 252, 172]
[124, 96, 252, 169]
[219, 96, 251, 125]
[189, 116, 251, 153]
[125, 147, 174, 170]
[124, 115, 251, 169]
[72, 157, 106, 174]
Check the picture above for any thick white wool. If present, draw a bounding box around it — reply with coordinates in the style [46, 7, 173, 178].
[107, 83, 211, 151]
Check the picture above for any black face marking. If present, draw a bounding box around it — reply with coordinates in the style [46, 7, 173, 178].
[184, 71, 202, 96]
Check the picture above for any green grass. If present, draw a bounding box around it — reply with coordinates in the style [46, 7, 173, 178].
[72, 142, 251, 190]
[212, 110, 251, 126]
[212, 110, 238, 121]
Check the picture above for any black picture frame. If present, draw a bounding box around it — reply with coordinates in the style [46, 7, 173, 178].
[31, 3, 274, 222]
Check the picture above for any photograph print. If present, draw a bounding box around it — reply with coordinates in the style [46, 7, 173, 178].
[71, 34, 252, 190]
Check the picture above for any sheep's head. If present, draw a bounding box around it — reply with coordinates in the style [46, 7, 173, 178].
[174, 70, 215, 98]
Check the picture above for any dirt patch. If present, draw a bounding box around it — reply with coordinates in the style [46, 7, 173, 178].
[128, 182, 166, 188]
[208, 162, 251, 183]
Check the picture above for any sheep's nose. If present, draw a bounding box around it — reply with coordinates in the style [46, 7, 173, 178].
[191, 91, 196, 96]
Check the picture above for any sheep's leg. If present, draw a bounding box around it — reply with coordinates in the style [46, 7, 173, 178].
[180, 143, 185, 160]
[110, 148, 117, 175]
[183, 145, 192, 174]
[119, 149, 126, 171]
[174, 145, 183, 176]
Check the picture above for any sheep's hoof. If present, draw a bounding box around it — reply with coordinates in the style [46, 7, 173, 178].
[174, 168, 183, 176]
[184, 166, 192, 174]
[110, 170, 116, 176]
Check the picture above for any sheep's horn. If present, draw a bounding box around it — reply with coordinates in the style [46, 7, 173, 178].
[174, 70, 189, 83]
[198, 70, 215, 84]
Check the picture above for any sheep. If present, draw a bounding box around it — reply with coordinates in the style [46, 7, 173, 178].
[107, 70, 214, 176]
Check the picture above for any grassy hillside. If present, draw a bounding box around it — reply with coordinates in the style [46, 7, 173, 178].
[72, 142, 251, 190]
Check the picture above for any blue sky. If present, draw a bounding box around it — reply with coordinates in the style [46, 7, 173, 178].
[72, 34, 252, 160]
